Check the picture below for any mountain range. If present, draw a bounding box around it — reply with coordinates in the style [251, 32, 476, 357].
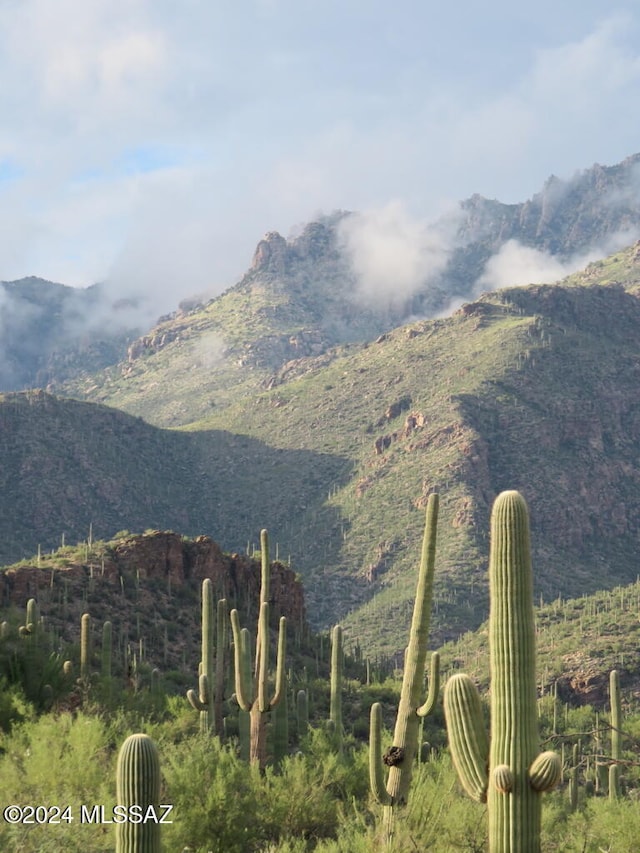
[3, 153, 640, 655]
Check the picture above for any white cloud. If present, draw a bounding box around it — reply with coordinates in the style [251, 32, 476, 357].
[0, 3, 638, 327]
[337, 201, 459, 313]
[476, 231, 640, 294]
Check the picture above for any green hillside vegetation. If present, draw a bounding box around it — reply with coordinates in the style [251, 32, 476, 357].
[0, 390, 349, 571]
[5, 242, 640, 656]
[1, 525, 640, 851]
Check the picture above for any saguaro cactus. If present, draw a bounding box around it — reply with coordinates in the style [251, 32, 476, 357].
[609, 669, 622, 800]
[101, 620, 112, 679]
[444, 491, 561, 853]
[19, 598, 40, 637]
[369, 493, 441, 840]
[80, 612, 91, 682]
[116, 733, 161, 853]
[230, 529, 286, 768]
[329, 624, 343, 752]
[189, 591, 229, 736]
[296, 688, 309, 738]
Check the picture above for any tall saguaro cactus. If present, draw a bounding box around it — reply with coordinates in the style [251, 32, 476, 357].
[369, 493, 441, 840]
[444, 491, 561, 853]
[115, 733, 161, 853]
[329, 624, 343, 753]
[187, 580, 228, 735]
[609, 669, 622, 800]
[230, 529, 286, 768]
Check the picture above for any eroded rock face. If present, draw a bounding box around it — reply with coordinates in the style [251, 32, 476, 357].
[0, 531, 307, 671]
[251, 232, 288, 275]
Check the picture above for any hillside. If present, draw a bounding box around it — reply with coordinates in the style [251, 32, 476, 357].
[0, 529, 306, 680]
[0, 277, 140, 390]
[184, 241, 640, 652]
[3, 243, 640, 656]
[439, 575, 640, 711]
[59, 155, 640, 428]
[0, 391, 348, 570]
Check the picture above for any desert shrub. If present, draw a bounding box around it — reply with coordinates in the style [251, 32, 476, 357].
[162, 734, 264, 853]
[0, 712, 116, 852]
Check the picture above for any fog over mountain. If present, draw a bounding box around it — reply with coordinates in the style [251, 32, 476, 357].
[2, 153, 640, 391]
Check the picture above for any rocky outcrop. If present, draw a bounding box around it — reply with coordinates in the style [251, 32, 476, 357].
[251, 231, 289, 275]
[0, 531, 308, 670]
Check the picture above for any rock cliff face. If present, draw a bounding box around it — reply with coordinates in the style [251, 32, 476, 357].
[1, 531, 307, 672]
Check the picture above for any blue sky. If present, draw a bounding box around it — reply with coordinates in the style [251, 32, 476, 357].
[1, 0, 640, 315]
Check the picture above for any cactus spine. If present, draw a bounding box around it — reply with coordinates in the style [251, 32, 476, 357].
[115, 733, 161, 853]
[444, 491, 561, 853]
[369, 493, 441, 840]
[230, 529, 286, 768]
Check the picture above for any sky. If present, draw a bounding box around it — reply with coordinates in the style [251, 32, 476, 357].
[1, 0, 640, 319]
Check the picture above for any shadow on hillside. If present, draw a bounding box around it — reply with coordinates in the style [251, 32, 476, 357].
[0, 395, 354, 617]
[181, 428, 354, 573]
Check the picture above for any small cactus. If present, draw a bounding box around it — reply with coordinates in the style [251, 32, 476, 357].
[115, 733, 161, 853]
[80, 613, 91, 682]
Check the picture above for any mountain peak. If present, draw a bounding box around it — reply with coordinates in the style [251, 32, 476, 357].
[251, 230, 288, 274]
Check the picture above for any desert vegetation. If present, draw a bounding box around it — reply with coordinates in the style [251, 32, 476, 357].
[1, 499, 640, 852]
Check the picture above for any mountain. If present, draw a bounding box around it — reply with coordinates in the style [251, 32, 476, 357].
[59, 154, 640, 430]
[0, 390, 347, 570]
[5, 154, 640, 656]
[4, 154, 640, 404]
[2, 240, 640, 656]
[0, 277, 141, 390]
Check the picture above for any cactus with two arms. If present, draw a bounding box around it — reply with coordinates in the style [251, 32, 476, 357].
[444, 490, 561, 853]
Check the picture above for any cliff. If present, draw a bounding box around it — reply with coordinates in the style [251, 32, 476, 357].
[1, 531, 307, 674]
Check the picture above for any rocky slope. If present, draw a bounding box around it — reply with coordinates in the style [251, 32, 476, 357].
[2, 530, 307, 675]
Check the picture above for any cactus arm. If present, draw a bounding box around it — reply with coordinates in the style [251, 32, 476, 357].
[529, 751, 562, 792]
[369, 703, 393, 806]
[417, 651, 440, 718]
[270, 616, 287, 709]
[443, 673, 490, 803]
[187, 673, 208, 712]
[230, 608, 253, 712]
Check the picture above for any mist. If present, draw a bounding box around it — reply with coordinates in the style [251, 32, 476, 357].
[336, 201, 462, 315]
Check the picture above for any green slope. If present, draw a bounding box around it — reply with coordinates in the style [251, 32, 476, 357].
[0, 390, 350, 569]
[14, 243, 640, 655]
